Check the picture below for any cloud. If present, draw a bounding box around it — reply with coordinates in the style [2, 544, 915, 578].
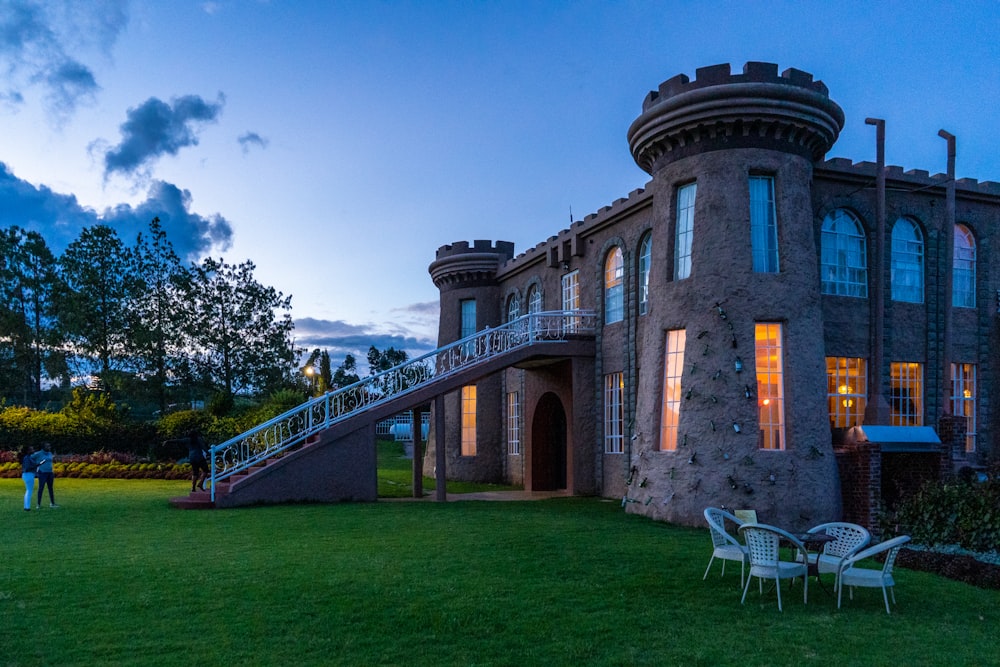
[0, 161, 232, 261]
[0, 1, 126, 120]
[238, 131, 268, 154]
[101, 93, 226, 180]
[293, 316, 436, 367]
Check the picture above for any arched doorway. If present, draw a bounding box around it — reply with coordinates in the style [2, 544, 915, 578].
[531, 392, 567, 491]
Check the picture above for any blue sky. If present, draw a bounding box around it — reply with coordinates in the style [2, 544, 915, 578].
[2, 0, 999, 365]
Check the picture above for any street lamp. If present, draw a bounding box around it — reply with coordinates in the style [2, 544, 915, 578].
[304, 366, 316, 395]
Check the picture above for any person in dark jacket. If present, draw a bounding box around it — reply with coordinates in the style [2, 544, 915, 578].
[188, 431, 209, 492]
[36, 442, 58, 509]
[19, 445, 41, 511]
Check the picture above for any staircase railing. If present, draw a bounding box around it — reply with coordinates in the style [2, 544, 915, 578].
[208, 310, 596, 500]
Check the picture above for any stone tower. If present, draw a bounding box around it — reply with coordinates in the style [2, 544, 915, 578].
[624, 62, 846, 528]
[426, 240, 515, 482]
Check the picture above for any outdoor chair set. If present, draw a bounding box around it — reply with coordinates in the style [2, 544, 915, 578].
[702, 507, 911, 613]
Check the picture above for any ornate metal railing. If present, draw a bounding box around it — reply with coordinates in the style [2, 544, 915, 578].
[208, 310, 596, 500]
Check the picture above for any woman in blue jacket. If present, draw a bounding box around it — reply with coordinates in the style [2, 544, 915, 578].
[19, 445, 41, 511]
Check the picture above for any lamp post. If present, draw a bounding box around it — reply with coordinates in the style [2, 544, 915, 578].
[304, 366, 316, 395]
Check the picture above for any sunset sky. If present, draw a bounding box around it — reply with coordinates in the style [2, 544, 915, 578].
[2, 1, 999, 366]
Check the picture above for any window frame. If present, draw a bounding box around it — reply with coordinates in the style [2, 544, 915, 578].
[659, 329, 686, 451]
[890, 362, 924, 426]
[951, 362, 976, 453]
[755, 322, 786, 451]
[604, 247, 624, 324]
[638, 233, 652, 316]
[604, 372, 624, 454]
[674, 182, 696, 280]
[891, 217, 924, 303]
[461, 385, 477, 456]
[506, 390, 521, 456]
[954, 224, 976, 308]
[820, 209, 868, 298]
[749, 175, 779, 273]
[826, 357, 868, 428]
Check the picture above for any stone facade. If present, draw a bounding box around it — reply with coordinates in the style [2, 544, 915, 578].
[426, 62, 997, 531]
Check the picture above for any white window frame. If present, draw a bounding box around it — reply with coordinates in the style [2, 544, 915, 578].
[755, 322, 786, 451]
[604, 372, 624, 454]
[952, 363, 976, 453]
[506, 391, 521, 456]
[660, 330, 685, 451]
[890, 362, 923, 426]
[527, 285, 542, 314]
[750, 175, 779, 273]
[604, 247, 624, 324]
[954, 224, 976, 308]
[461, 385, 477, 456]
[561, 270, 580, 332]
[674, 183, 696, 280]
[891, 217, 924, 303]
[821, 209, 868, 297]
[638, 233, 651, 315]
[826, 357, 867, 428]
[506, 294, 519, 323]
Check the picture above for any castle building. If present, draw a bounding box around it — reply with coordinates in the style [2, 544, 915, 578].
[426, 62, 995, 530]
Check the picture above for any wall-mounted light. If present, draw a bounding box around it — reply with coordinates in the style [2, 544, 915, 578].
[734, 357, 744, 373]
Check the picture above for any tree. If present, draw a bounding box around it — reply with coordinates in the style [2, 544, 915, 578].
[302, 348, 333, 396]
[0, 227, 67, 405]
[332, 353, 359, 389]
[181, 257, 296, 398]
[127, 217, 189, 412]
[367, 346, 408, 375]
[59, 225, 132, 380]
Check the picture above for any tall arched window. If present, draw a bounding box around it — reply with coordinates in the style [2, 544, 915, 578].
[604, 247, 624, 324]
[821, 209, 868, 297]
[505, 293, 520, 322]
[638, 233, 652, 315]
[954, 224, 976, 308]
[891, 217, 923, 303]
[674, 183, 696, 280]
[526, 284, 542, 314]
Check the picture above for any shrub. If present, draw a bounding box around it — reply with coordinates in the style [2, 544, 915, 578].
[887, 471, 1000, 552]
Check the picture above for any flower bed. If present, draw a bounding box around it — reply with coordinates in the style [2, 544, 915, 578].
[0, 451, 190, 480]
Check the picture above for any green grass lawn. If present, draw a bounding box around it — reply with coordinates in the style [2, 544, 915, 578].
[377, 439, 520, 497]
[2, 478, 998, 667]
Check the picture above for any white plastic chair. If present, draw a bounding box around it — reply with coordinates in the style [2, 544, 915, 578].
[837, 535, 911, 614]
[738, 523, 809, 611]
[703, 508, 749, 587]
[804, 522, 871, 576]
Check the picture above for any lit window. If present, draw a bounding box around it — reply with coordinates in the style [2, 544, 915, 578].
[638, 233, 651, 315]
[561, 270, 580, 332]
[604, 372, 624, 454]
[604, 247, 624, 324]
[460, 299, 476, 338]
[891, 217, 924, 303]
[461, 385, 477, 455]
[755, 323, 785, 450]
[826, 357, 867, 428]
[952, 363, 976, 452]
[507, 391, 521, 455]
[750, 176, 779, 273]
[660, 330, 686, 451]
[821, 209, 868, 297]
[890, 362, 923, 426]
[527, 285, 542, 314]
[954, 224, 976, 308]
[675, 183, 696, 280]
[506, 294, 519, 323]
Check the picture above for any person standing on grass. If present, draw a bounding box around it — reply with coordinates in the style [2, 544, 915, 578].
[19, 445, 41, 511]
[188, 430, 209, 492]
[36, 442, 58, 509]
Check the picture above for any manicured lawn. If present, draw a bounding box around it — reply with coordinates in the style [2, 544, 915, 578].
[2, 478, 998, 666]
[377, 439, 520, 497]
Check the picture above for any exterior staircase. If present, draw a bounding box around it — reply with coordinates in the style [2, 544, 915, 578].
[169, 310, 596, 509]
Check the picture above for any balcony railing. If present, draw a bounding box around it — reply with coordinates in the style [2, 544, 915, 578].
[209, 310, 596, 500]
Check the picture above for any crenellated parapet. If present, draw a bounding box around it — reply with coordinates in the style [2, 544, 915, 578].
[627, 62, 845, 174]
[429, 240, 515, 289]
[817, 157, 1000, 198]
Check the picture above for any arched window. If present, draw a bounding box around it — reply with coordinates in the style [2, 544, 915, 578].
[674, 183, 696, 280]
[505, 293, 520, 323]
[891, 217, 923, 303]
[954, 224, 976, 308]
[604, 247, 624, 324]
[638, 233, 651, 315]
[526, 284, 542, 314]
[820, 209, 867, 297]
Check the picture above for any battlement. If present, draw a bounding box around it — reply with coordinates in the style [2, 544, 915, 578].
[817, 157, 1000, 197]
[434, 240, 515, 261]
[628, 61, 844, 173]
[641, 62, 830, 112]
